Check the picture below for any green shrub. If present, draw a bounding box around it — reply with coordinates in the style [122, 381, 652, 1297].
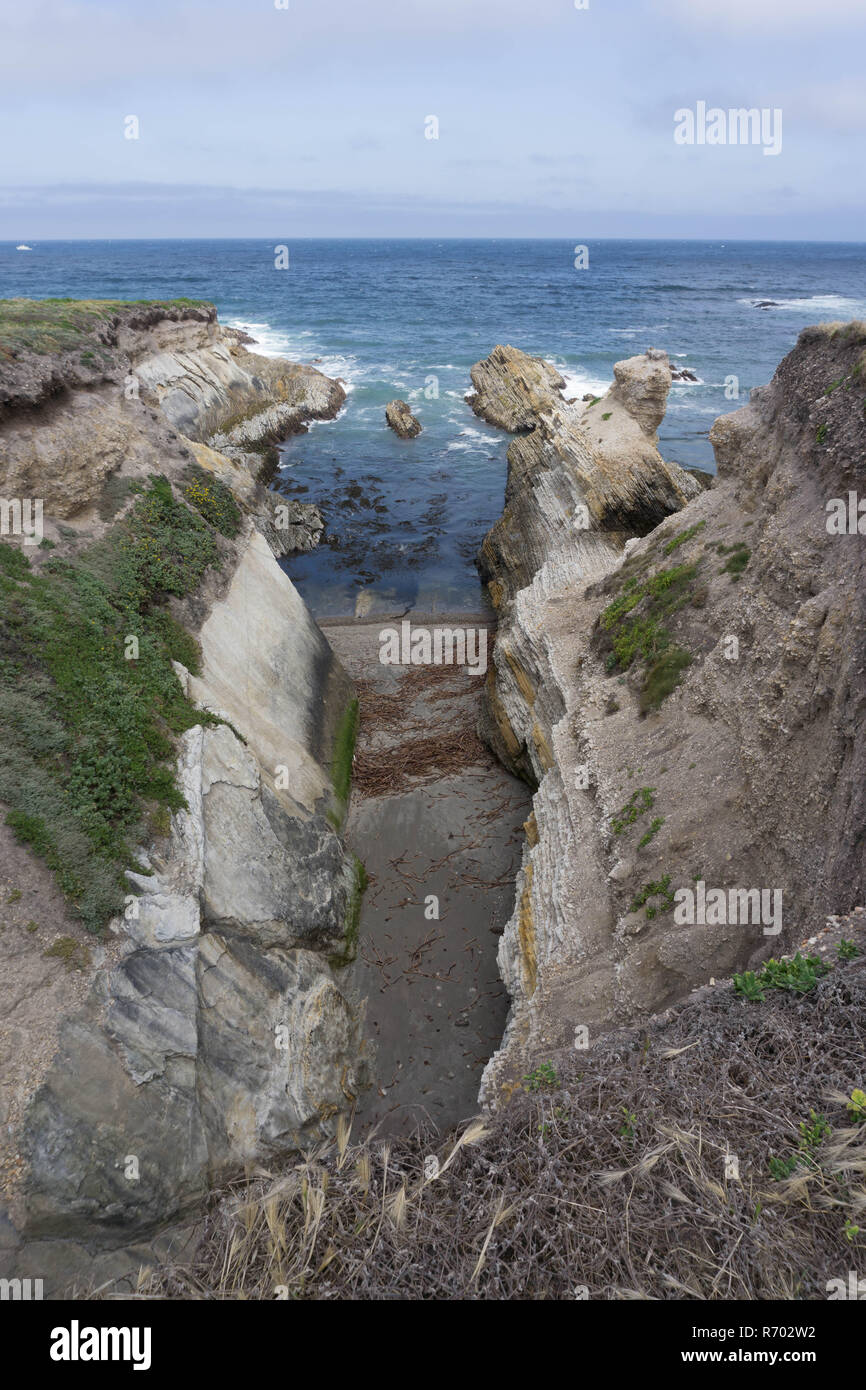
[0, 475, 230, 931]
[524, 1061, 558, 1092]
[662, 520, 706, 556]
[184, 472, 242, 538]
[734, 953, 831, 1001]
[630, 874, 675, 919]
[597, 562, 698, 710]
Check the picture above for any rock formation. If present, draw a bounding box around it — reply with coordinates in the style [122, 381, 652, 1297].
[0, 298, 344, 557]
[0, 300, 365, 1292]
[385, 399, 422, 438]
[467, 344, 568, 432]
[474, 326, 866, 1106]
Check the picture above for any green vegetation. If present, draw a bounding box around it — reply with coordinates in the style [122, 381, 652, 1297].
[816, 423, 828, 444]
[620, 1107, 637, 1141]
[734, 952, 832, 1002]
[601, 411, 612, 420]
[838, 938, 860, 961]
[0, 297, 208, 359]
[523, 1061, 558, 1092]
[662, 519, 706, 556]
[327, 697, 360, 828]
[0, 475, 230, 931]
[184, 470, 242, 538]
[597, 561, 698, 711]
[630, 874, 675, 919]
[847, 1089, 866, 1123]
[642, 647, 693, 708]
[329, 855, 367, 969]
[769, 1110, 831, 1181]
[638, 816, 665, 849]
[43, 935, 93, 972]
[610, 785, 655, 834]
[717, 540, 750, 581]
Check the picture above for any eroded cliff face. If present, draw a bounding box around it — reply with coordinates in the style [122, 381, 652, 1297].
[0, 302, 365, 1290]
[0, 299, 343, 554]
[474, 327, 866, 1106]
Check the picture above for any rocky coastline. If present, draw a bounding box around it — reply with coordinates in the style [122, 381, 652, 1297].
[1, 298, 864, 1298]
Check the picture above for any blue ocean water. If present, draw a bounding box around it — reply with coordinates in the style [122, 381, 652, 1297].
[3, 238, 865, 615]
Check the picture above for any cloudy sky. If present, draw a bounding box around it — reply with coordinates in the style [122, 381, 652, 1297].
[1, 0, 863, 238]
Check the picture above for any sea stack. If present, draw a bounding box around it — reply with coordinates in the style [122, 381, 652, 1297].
[385, 399, 422, 438]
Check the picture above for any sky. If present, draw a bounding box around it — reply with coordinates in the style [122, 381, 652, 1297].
[1, 0, 864, 239]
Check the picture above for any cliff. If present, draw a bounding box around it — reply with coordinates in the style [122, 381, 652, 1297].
[474, 327, 866, 1104]
[0, 300, 364, 1291]
[0, 297, 344, 555]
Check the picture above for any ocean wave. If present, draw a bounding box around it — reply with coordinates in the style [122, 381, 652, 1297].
[225, 317, 360, 390]
[738, 293, 865, 314]
[446, 425, 499, 453]
[553, 364, 612, 401]
[609, 325, 671, 337]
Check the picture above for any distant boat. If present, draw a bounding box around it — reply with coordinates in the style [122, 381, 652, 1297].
[16, 244, 33, 251]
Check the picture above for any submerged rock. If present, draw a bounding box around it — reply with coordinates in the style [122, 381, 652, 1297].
[385, 399, 422, 438]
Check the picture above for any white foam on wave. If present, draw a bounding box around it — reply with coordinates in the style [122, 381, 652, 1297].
[225, 317, 359, 392]
[446, 425, 499, 453]
[554, 365, 612, 401]
[738, 293, 865, 314]
[609, 325, 671, 338]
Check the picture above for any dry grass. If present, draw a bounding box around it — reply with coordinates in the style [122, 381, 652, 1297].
[114, 959, 866, 1301]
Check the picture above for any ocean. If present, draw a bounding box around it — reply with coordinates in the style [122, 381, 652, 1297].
[3, 238, 865, 616]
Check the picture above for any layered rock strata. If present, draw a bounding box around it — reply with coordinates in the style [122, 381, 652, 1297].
[474, 329, 866, 1106]
[0, 301, 364, 1291]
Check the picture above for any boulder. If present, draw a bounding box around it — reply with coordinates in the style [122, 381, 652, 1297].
[385, 400, 422, 438]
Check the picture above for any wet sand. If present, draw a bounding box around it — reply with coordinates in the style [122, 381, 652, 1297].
[323, 615, 530, 1137]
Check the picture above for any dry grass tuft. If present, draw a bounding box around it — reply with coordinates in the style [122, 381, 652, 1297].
[112, 960, 866, 1301]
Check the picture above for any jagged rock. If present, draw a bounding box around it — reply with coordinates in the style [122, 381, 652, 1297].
[476, 347, 700, 621]
[478, 323, 866, 1107]
[385, 400, 422, 438]
[0, 301, 345, 525]
[468, 344, 566, 431]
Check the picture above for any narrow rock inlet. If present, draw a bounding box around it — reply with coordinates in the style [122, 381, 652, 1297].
[323, 616, 530, 1135]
